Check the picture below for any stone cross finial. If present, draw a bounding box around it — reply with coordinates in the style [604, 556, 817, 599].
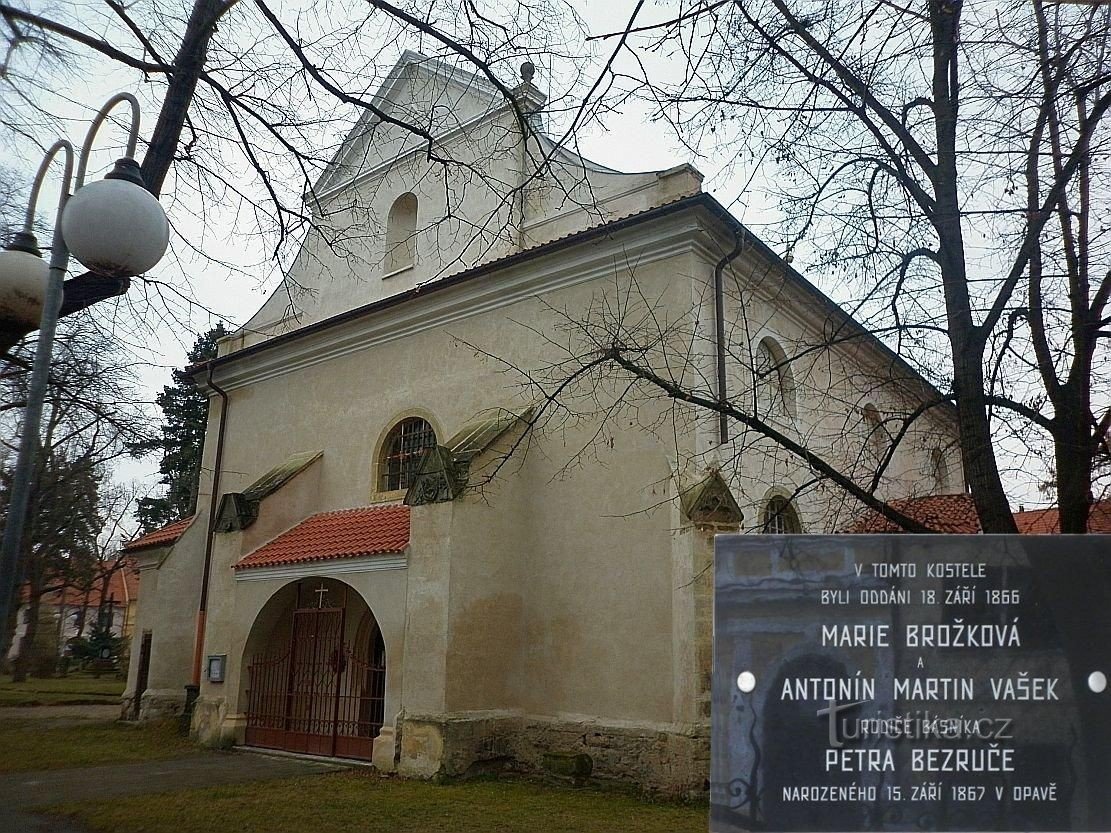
[520, 61, 535, 83]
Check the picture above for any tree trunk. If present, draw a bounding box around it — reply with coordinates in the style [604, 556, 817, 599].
[74, 589, 90, 639]
[140, 0, 228, 196]
[1054, 392, 1092, 534]
[11, 591, 39, 683]
[951, 348, 1018, 532]
[929, 4, 1019, 535]
[0, 582, 19, 670]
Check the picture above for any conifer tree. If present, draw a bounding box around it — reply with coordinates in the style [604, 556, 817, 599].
[129, 324, 227, 532]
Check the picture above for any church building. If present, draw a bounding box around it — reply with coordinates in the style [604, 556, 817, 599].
[122, 52, 961, 795]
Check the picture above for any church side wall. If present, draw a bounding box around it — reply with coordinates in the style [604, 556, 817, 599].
[120, 557, 159, 719]
[119, 518, 207, 721]
[705, 241, 963, 532]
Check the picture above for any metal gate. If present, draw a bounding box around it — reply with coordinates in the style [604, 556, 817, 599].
[244, 603, 386, 760]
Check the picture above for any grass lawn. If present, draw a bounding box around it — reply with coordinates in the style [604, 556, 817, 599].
[0, 673, 124, 706]
[0, 718, 197, 772]
[52, 770, 709, 833]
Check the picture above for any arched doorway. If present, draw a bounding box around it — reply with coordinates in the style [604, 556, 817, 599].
[243, 577, 385, 760]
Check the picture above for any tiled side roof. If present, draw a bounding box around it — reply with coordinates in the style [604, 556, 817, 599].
[233, 505, 410, 571]
[1013, 506, 1059, 534]
[1013, 500, 1111, 534]
[122, 516, 195, 552]
[844, 494, 982, 534]
[847, 494, 1111, 534]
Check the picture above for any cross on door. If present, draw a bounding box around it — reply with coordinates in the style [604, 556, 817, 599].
[313, 582, 329, 608]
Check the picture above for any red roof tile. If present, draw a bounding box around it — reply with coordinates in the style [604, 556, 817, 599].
[845, 494, 982, 534]
[122, 516, 195, 552]
[846, 494, 1111, 534]
[233, 505, 410, 570]
[21, 563, 139, 606]
[1014, 500, 1111, 534]
[1013, 506, 1058, 534]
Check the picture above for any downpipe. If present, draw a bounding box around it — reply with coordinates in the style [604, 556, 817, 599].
[181, 360, 229, 735]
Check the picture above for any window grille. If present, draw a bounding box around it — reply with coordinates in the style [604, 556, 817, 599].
[762, 495, 801, 534]
[380, 417, 437, 492]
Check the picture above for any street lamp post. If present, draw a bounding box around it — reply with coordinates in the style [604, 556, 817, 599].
[0, 93, 168, 660]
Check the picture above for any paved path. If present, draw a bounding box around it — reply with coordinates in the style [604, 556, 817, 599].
[0, 704, 120, 724]
[0, 750, 346, 831]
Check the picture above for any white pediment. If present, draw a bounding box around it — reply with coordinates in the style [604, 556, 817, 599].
[313, 51, 505, 198]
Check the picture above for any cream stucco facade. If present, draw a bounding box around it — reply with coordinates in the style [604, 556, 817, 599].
[122, 52, 962, 794]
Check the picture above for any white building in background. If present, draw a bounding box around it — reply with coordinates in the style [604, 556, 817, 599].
[8, 567, 138, 663]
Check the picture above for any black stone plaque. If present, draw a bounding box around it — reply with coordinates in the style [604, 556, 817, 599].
[711, 535, 1111, 832]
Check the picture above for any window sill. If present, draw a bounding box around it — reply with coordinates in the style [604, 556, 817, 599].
[371, 489, 406, 504]
[382, 264, 414, 280]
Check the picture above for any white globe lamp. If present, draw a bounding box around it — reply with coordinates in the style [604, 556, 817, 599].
[61, 158, 168, 278]
[0, 232, 49, 330]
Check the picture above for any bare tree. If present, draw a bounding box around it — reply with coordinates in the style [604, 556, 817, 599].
[0, 0, 593, 349]
[5, 1, 1104, 533]
[0, 315, 149, 676]
[565, 0, 1111, 535]
[69, 480, 139, 646]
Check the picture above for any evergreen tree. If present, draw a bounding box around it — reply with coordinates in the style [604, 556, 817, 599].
[129, 324, 227, 532]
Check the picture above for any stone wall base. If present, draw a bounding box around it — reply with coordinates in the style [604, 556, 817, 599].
[120, 688, 187, 722]
[398, 712, 710, 797]
[191, 695, 241, 748]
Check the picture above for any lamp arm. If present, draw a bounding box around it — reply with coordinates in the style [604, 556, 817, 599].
[22, 140, 74, 236]
[74, 92, 141, 189]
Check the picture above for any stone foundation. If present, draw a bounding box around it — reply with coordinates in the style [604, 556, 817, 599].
[398, 712, 710, 797]
[191, 695, 243, 748]
[121, 688, 187, 722]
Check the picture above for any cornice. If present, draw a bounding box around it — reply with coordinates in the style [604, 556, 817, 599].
[207, 211, 706, 391]
[234, 553, 408, 582]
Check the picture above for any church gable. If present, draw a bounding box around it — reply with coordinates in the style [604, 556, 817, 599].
[229, 53, 533, 349]
[314, 52, 506, 200]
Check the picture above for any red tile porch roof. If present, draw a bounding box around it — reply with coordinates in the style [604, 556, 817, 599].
[845, 493, 1111, 534]
[233, 504, 410, 571]
[122, 516, 195, 552]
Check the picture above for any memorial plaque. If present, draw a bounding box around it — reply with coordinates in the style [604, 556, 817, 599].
[711, 535, 1111, 832]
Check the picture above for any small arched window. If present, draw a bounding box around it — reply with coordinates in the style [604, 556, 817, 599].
[762, 495, 802, 534]
[930, 448, 950, 492]
[755, 337, 796, 418]
[861, 403, 885, 461]
[384, 192, 418, 273]
[379, 417, 437, 492]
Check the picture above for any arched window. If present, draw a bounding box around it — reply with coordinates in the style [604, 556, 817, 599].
[929, 448, 950, 492]
[384, 192, 418, 273]
[861, 403, 885, 461]
[378, 417, 437, 492]
[762, 495, 802, 534]
[755, 337, 796, 418]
